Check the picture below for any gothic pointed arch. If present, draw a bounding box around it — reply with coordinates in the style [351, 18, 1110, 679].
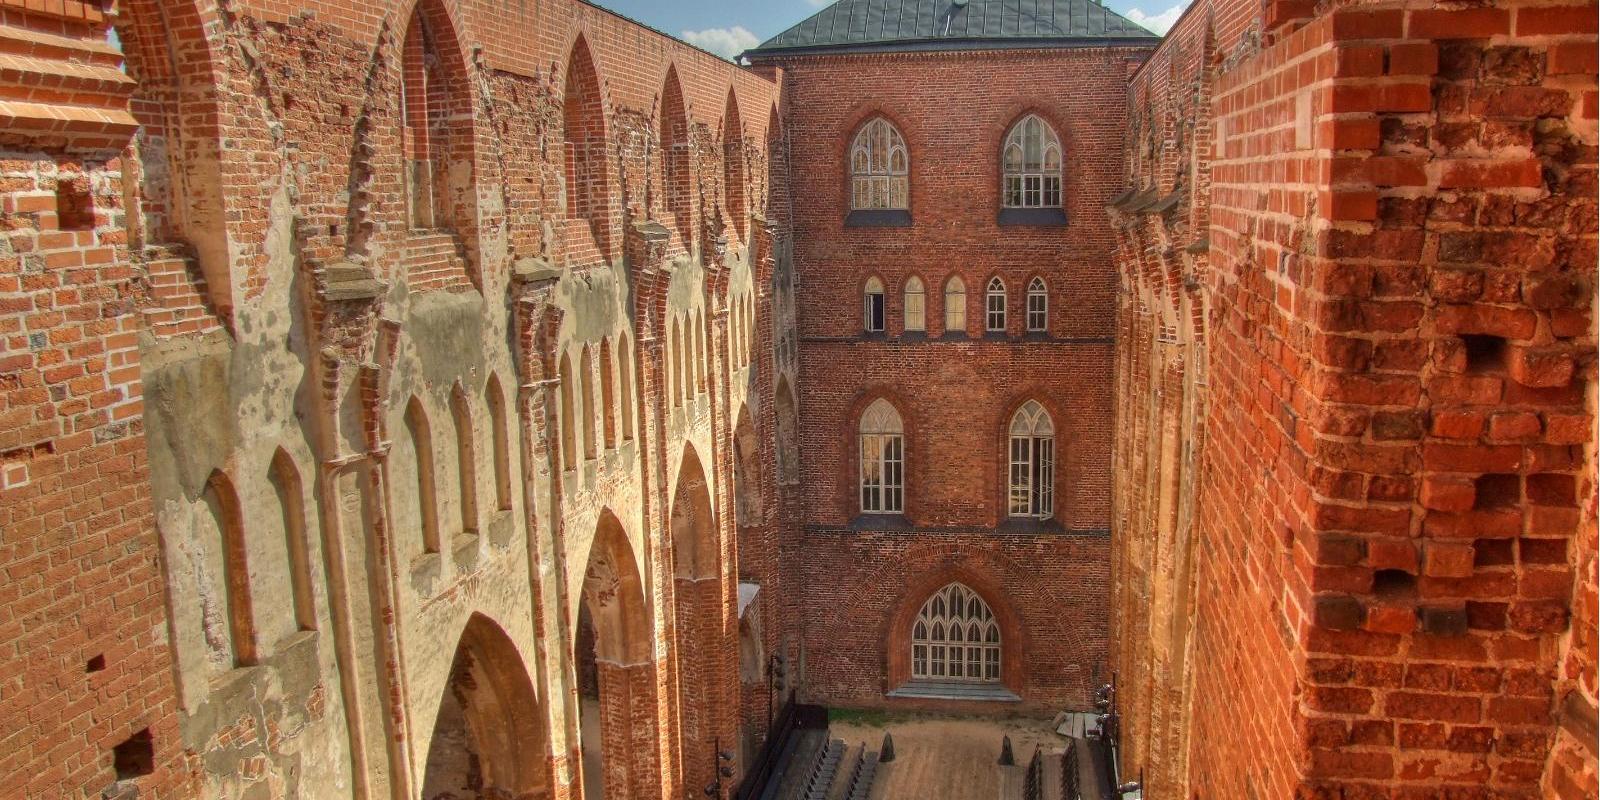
[421, 614, 551, 799]
[723, 89, 747, 240]
[669, 445, 724, 795]
[576, 510, 658, 799]
[564, 34, 612, 254]
[660, 65, 693, 245]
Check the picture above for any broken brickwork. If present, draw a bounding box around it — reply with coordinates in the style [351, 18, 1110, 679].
[3, 0, 790, 797]
[1111, 0, 1599, 796]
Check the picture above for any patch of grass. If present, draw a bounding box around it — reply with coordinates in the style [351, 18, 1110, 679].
[827, 707, 910, 728]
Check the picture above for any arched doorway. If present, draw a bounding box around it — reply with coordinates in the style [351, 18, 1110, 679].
[670, 446, 723, 796]
[576, 511, 659, 800]
[421, 614, 550, 799]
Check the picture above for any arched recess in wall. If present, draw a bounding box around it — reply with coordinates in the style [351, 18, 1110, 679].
[397, 0, 482, 286]
[579, 345, 597, 460]
[599, 339, 616, 448]
[484, 373, 512, 511]
[670, 446, 723, 795]
[114, 0, 236, 317]
[616, 331, 635, 442]
[559, 353, 577, 471]
[449, 385, 478, 534]
[576, 510, 658, 799]
[764, 103, 783, 217]
[420, 613, 550, 800]
[732, 404, 762, 529]
[660, 65, 693, 246]
[723, 89, 746, 240]
[564, 35, 611, 253]
[204, 470, 256, 666]
[774, 375, 799, 485]
[405, 397, 442, 553]
[268, 449, 317, 632]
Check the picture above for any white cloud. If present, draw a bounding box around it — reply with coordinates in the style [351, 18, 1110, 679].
[806, 0, 831, 6]
[682, 25, 761, 60]
[1124, 2, 1188, 34]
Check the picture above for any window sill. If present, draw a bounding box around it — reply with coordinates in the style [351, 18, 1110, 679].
[939, 331, 970, 341]
[888, 681, 1020, 702]
[982, 330, 1009, 341]
[996, 517, 1065, 535]
[861, 330, 888, 340]
[996, 207, 1067, 227]
[845, 209, 912, 228]
[898, 331, 928, 342]
[849, 513, 912, 531]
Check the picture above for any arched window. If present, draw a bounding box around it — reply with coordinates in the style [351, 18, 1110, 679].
[850, 118, 908, 210]
[903, 276, 925, 332]
[859, 398, 903, 514]
[863, 277, 885, 333]
[986, 277, 1006, 332]
[911, 583, 1000, 683]
[1008, 401, 1054, 518]
[944, 276, 966, 334]
[1026, 277, 1048, 332]
[1002, 114, 1062, 209]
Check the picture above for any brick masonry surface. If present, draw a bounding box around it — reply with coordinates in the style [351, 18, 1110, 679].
[1110, 0, 1599, 796]
[765, 45, 1154, 712]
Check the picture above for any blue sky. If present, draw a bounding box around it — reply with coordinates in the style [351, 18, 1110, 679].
[590, 0, 1190, 60]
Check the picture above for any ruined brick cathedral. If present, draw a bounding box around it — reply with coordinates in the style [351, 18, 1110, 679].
[0, 0, 1594, 795]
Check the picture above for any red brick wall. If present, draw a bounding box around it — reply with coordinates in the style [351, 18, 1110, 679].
[773, 45, 1153, 711]
[1114, 0, 1599, 796]
[0, 3, 194, 798]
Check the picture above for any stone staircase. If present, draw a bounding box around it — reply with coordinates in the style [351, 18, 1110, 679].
[138, 246, 224, 338]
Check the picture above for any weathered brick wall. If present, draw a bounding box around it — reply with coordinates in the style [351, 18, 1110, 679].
[772, 45, 1152, 711]
[0, 2, 197, 798]
[1113, 0, 1599, 797]
[3, 0, 793, 797]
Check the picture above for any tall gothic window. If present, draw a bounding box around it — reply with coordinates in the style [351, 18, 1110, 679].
[1002, 115, 1062, 209]
[863, 277, 885, 333]
[1008, 401, 1054, 518]
[903, 276, 925, 332]
[911, 583, 1000, 683]
[1026, 277, 1048, 332]
[986, 277, 1006, 332]
[850, 118, 908, 210]
[944, 276, 966, 334]
[858, 398, 903, 514]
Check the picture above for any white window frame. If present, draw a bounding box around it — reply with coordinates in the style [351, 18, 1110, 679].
[858, 398, 903, 514]
[1001, 114, 1063, 209]
[944, 276, 966, 334]
[863, 277, 885, 333]
[904, 276, 925, 332]
[850, 118, 909, 210]
[1026, 277, 1048, 332]
[1007, 400, 1054, 518]
[911, 583, 1001, 683]
[986, 277, 1006, 332]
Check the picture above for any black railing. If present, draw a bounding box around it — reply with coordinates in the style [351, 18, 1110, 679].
[1023, 746, 1044, 800]
[1061, 739, 1080, 800]
[735, 699, 797, 800]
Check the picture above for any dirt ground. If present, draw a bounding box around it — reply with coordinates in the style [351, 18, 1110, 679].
[826, 711, 1067, 800]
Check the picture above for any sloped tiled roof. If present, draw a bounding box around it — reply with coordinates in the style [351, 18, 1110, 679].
[746, 0, 1159, 58]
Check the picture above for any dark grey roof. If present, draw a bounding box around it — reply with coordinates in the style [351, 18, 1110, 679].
[746, 0, 1159, 58]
